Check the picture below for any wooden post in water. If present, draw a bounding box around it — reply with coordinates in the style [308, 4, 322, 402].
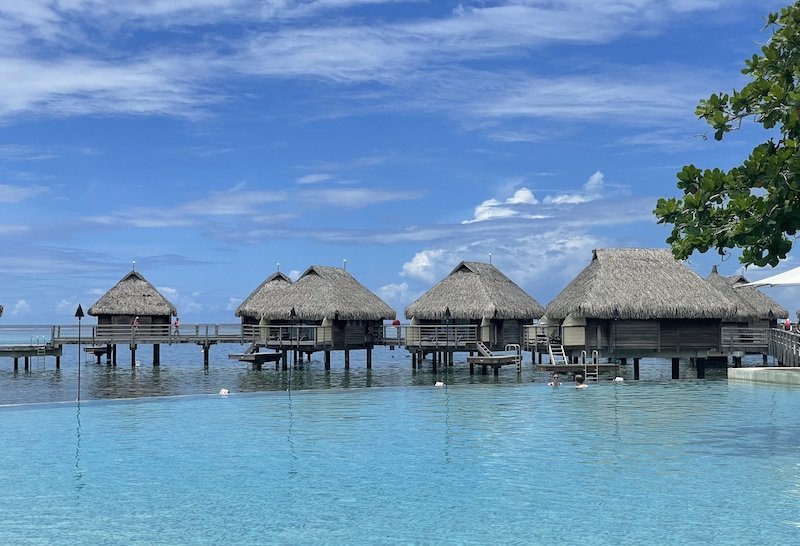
[672, 358, 680, 379]
[202, 344, 210, 368]
[112, 344, 117, 366]
[411, 352, 417, 369]
[13, 357, 18, 371]
[696, 358, 706, 379]
[281, 350, 288, 371]
[153, 344, 160, 366]
[344, 350, 350, 370]
[130, 344, 136, 368]
[633, 358, 640, 380]
[55, 355, 60, 370]
[324, 351, 331, 370]
[366, 347, 372, 370]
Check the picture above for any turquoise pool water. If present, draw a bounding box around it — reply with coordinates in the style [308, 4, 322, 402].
[1, 380, 798, 545]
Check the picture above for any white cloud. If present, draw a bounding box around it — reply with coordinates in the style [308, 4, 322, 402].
[401, 248, 448, 282]
[544, 171, 606, 204]
[288, 269, 302, 281]
[464, 187, 544, 223]
[378, 281, 413, 302]
[295, 173, 333, 184]
[226, 296, 242, 311]
[0, 184, 46, 203]
[12, 299, 32, 315]
[301, 187, 424, 208]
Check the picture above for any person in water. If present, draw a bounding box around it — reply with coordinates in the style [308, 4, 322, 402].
[547, 372, 561, 386]
[574, 374, 588, 389]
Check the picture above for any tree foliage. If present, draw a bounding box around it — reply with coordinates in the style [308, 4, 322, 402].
[655, 1, 800, 267]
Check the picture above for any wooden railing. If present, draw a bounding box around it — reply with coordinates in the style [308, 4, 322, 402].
[768, 329, 800, 366]
[720, 327, 769, 352]
[401, 325, 478, 349]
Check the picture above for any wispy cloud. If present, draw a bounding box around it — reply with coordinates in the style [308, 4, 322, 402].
[0, 183, 47, 202]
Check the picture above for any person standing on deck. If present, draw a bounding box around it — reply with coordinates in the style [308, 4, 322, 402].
[174, 317, 180, 335]
[785, 317, 792, 331]
[132, 316, 139, 334]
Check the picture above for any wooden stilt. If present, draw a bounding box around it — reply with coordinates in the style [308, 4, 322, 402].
[55, 356, 60, 370]
[733, 356, 742, 368]
[696, 358, 706, 379]
[633, 358, 640, 380]
[366, 348, 372, 370]
[106, 345, 112, 366]
[95, 352, 101, 365]
[203, 344, 210, 368]
[324, 351, 331, 370]
[113, 344, 117, 366]
[411, 352, 417, 369]
[469, 362, 475, 375]
[672, 357, 680, 380]
[293, 350, 298, 366]
[620, 357, 627, 366]
[344, 350, 350, 370]
[24, 356, 29, 371]
[153, 344, 160, 366]
[306, 352, 312, 362]
[130, 344, 137, 368]
[13, 357, 18, 371]
[281, 350, 288, 371]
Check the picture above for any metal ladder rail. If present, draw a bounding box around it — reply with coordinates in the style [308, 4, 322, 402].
[505, 344, 522, 373]
[581, 350, 600, 381]
[32, 335, 46, 370]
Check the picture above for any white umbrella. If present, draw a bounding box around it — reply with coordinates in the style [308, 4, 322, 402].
[736, 265, 800, 287]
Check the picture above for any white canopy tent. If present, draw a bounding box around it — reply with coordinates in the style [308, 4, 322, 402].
[737, 265, 800, 287]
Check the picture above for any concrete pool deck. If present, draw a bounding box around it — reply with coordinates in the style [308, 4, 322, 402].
[728, 367, 800, 386]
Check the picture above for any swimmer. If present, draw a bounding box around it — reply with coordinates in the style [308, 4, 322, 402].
[547, 372, 561, 386]
[574, 374, 588, 389]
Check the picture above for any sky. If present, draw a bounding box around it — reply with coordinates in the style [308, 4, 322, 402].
[2, 0, 799, 325]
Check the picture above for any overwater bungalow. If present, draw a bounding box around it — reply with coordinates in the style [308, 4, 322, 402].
[706, 265, 786, 328]
[88, 270, 177, 365]
[240, 265, 395, 369]
[541, 248, 738, 378]
[235, 271, 293, 327]
[404, 261, 545, 363]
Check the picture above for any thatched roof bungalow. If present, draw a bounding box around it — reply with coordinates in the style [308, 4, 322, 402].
[88, 270, 177, 329]
[235, 271, 293, 324]
[706, 266, 786, 328]
[545, 249, 737, 358]
[404, 261, 545, 349]
[241, 265, 395, 351]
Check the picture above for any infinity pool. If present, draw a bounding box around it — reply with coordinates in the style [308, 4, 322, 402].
[1, 380, 798, 545]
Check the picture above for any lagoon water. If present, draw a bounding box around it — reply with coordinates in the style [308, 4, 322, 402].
[1, 346, 799, 544]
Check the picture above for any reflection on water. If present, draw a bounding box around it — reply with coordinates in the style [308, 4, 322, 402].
[0, 344, 752, 406]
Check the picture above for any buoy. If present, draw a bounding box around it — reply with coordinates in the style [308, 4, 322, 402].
[219, 388, 229, 395]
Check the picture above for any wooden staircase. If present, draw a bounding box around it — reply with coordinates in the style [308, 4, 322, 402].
[475, 340, 493, 357]
[548, 343, 569, 366]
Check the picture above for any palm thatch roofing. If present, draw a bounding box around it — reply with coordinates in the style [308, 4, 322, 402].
[249, 265, 396, 321]
[545, 248, 737, 321]
[88, 270, 177, 317]
[404, 261, 545, 320]
[709, 266, 788, 320]
[235, 271, 293, 319]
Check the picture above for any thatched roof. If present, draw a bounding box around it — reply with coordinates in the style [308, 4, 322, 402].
[404, 261, 545, 320]
[545, 248, 737, 321]
[88, 271, 177, 317]
[235, 271, 293, 318]
[711, 266, 787, 319]
[249, 265, 396, 321]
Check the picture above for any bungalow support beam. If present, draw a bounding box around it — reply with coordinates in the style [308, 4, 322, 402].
[672, 358, 680, 379]
[324, 351, 331, 370]
[633, 358, 639, 380]
[153, 344, 160, 366]
[130, 344, 136, 368]
[366, 348, 372, 369]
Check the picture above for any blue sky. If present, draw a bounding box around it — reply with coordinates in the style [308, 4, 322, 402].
[2, 0, 799, 324]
